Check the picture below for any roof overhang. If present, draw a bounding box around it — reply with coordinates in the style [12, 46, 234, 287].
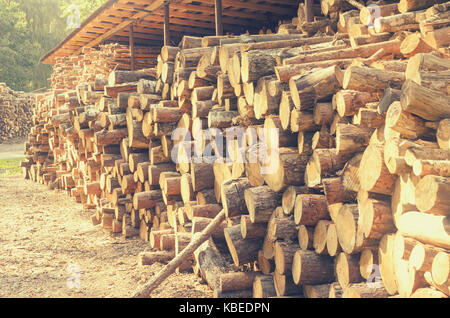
[41, 0, 299, 64]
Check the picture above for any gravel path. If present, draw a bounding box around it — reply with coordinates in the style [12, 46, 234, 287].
[0, 175, 212, 298]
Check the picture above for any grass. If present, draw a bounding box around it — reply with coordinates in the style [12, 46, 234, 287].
[0, 157, 24, 177]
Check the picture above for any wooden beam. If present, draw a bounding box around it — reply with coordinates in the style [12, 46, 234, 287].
[129, 25, 135, 71]
[108, 35, 165, 47]
[215, 0, 223, 36]
[201, 0, 295, 15]
[169, 3, 268, 21]
[164, 1, 170, 46]
[77, 0, 165, 53]
[139, 20, 214, 35]
[305, 0, 314, 22]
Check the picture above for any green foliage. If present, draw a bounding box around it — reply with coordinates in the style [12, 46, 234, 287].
[0, 0, 107, 92]
[0, 157, 24, 176]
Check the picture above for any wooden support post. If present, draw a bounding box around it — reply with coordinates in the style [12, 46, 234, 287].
[305, 0, 314, 22]
[164, 1, 171, 46]
[129, 25, 135, 71]
[215, 0, 223, 36]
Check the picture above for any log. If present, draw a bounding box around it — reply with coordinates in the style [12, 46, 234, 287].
[404, 147, 450, 167]
[306, 148, 354, 187]
[413, 159, 450, 177]
[219, 271, 259, 293]
[411, 286, 448, 298]
[411, 70, 450, 95]
[398, 0, 447, 13]
[335, 252, 364, 288]
[314, 220, 333, 255]
[195, 238, 229, 290]
[302, 284, 333, 298]
[281, 185, 316, 216]
[294, 194, 330, 226]
[224, 225, 264, 267]
[185, 203, 222, 220]
[208, 109, 238, 128]
[214, 289, 253, 298]
[360, 3, 399, 25]
[221, 178, 252, 217]
[322, 177, 357, 205]
[373, 11, 426, 33]
[289, 66, 341, 108]
[150, 229, 174, 250]
[400, 80, 450, 121]
[431, 251, 449, 287]
[267, 216, 298, 242]
[415, 175, 450, 216]
[275, 60, 353, 82]
[400, 32, 436, 58]
[137, 79, 158, 94]
[133, 190, 163, 210]
[326, 223, 342, 257]
[358, 197, 395, 240]
[336, 90, 381, 117]
[262, 147, 310, 192]
[395, 258, 427, 297]
[191, 217, 227, 242]
[253, 275, 277, 298]
[108, 70, 155, 86]
[410, 242, 446, 273]
[343, 66, 405, 91]
[359, 144, 397, 195]
[241, 215, 267, 239]
[336, 123, 375, 155]
[95, 128, 128, 146]
[245, 186, 282, 223]
[290, 110, 318, 133]
[273, 271, 304, 297]
[299, 225, 315, 251]
[274, 241, 299, 275]
[292, 250, 335, 285]
[342, 282, 389, 298]
[385, 101, 434, 140]
[378, 88, 402, 115]
[405, 53, 450, 80]
[240, 50, 278, 83]
[138, 251, 176, 265]
[284, 39, 403, 66]
[359, 248, 378, 280]
[397, 212, 450, 249]
[336, 204, 360, 254]
[378, 233, 398, 295]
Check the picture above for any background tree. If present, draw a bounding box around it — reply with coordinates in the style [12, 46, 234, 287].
[0, 0, 107, 92]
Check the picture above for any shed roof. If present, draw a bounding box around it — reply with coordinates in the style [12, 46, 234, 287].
[41, 0, 299, 64]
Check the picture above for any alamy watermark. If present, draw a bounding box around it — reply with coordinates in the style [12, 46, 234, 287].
[66, 264, 81, 290]
[169, 127, 280, 175]
[363, 4, 382, 27]
[365, 264, 383, 288]
[66, 4, 81, 29]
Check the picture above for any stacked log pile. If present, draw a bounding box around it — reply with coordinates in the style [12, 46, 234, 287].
[50, 43, 159, 90]
[0, 83, 34, 143]
[24, 0, 449, 298]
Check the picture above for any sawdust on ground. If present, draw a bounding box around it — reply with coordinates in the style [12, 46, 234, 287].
[0, 175, 213, 298]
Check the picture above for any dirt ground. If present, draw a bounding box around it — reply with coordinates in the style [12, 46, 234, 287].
[0, 174, 213, 298]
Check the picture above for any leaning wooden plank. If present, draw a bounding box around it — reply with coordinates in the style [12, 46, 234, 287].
[132, 210, 226, 297]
